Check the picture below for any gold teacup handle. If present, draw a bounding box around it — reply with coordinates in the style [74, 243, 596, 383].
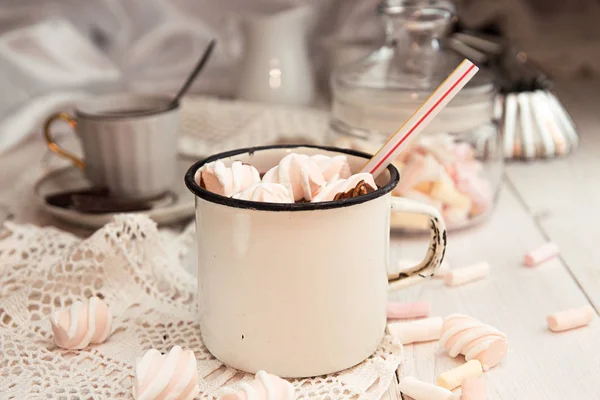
[43, 112, 84, 170]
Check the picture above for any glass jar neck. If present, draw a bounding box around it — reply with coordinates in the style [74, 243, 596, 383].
[380, 2, 452, 87]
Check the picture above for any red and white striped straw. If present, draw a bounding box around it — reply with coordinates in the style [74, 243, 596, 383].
[361, 59, 479, 178]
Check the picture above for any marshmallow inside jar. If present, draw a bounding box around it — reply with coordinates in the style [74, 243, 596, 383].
[184, 145, 402, 378]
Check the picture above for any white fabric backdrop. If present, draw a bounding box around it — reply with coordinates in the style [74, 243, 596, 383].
[0, 0, 598, 154]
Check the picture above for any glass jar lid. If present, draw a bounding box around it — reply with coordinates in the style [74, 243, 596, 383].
[330, 0, 495, 139]
[333, 0, 493, 104]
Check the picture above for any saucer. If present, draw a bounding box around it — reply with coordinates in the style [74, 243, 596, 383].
[34, 157, 196, 229]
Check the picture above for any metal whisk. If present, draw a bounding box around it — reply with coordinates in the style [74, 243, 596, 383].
[446, 25, 580, 161]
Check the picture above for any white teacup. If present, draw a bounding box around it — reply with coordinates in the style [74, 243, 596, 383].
[185, 145, 447, 378]
[44, 93, 179, 199]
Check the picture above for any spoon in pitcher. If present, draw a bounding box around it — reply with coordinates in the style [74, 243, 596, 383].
[169, 39, 217, 108]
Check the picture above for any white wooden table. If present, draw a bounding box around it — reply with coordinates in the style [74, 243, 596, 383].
[1, 81, 599, 399]
[382, 80, 600, 400]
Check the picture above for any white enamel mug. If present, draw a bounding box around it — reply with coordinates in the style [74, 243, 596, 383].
[184, 145, 447, 378]
[43, 93, 179, 199]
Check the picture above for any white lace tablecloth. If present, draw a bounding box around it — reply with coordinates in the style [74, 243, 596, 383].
[0, 214, 402, 399]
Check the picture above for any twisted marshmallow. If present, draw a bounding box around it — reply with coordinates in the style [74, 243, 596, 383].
[218, 370, 295, 400]
[311, 154, 352, 182]
[440, 315, 508, 371]
[262, 153, 325, 201]
[197, 160, 261, 197]
[232, 183, 293, 203]
[134, 346, 199, 400]
[50, 296, 112, 350]
[461, 377, 486, 400]
[311, 173, 376, 202]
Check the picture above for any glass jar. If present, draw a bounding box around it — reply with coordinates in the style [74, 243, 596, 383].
[329, 0, 502, 232]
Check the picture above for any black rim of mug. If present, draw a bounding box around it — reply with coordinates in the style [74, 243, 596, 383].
[184, 144, 400, 212]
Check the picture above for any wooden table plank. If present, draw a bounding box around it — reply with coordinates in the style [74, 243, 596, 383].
[387, 184, 600, 400]
[504, 81, 600, 312]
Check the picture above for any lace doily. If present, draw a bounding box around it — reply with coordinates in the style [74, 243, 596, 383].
[0, 215, 402, 399]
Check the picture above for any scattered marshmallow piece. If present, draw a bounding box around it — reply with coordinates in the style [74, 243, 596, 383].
[134, 346, 199, 400]
[547, 305, 594, 332]
[386, 301, 431, 320]
[461, 377, 486, 400]
[441, 314, 508, 371]
[399, 376, 458, 400]
[437, 360, 483, 391]
[388, 317, 443, 344]
[218, 370, 295, 400]
[444, 262, 489, 287]
[524, 242, 560, 267]
[50, 296, 112, 350]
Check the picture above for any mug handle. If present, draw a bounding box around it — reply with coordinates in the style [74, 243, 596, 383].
[387, 197, 447, 291]
[43, 112, 85, 170]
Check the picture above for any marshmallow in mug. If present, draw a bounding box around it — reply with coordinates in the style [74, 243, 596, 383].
[232, 183, 294, 203]
[196, 160, 261, 197]
[311, 154, 352, 182]
[198, 153, 374, 203]
[262, 153, 326, 201]
[311, 173, 377, 202]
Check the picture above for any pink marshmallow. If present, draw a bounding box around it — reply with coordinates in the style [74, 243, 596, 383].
[50, 296, 112, 350]
[441, 315, 508, 370]
[455, 174, 492, 214]
[198, 160, 261, 197]
[262, 153, 325, 201]
[547, 305, 594, 332]
[388, 317, 443, 344]
[524, 242, 560, 267]
[454, 143, 475, 162]
[311, 154, 352, 182]
[133, 346, 200, 400]
[386, 301, 431, 320]
[444, 262, 489, 287]
[396, 154, 442, 194]
[218, 371, 295, 400]
[461, 377, 486, 400]
[311, 173, 376, 202]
